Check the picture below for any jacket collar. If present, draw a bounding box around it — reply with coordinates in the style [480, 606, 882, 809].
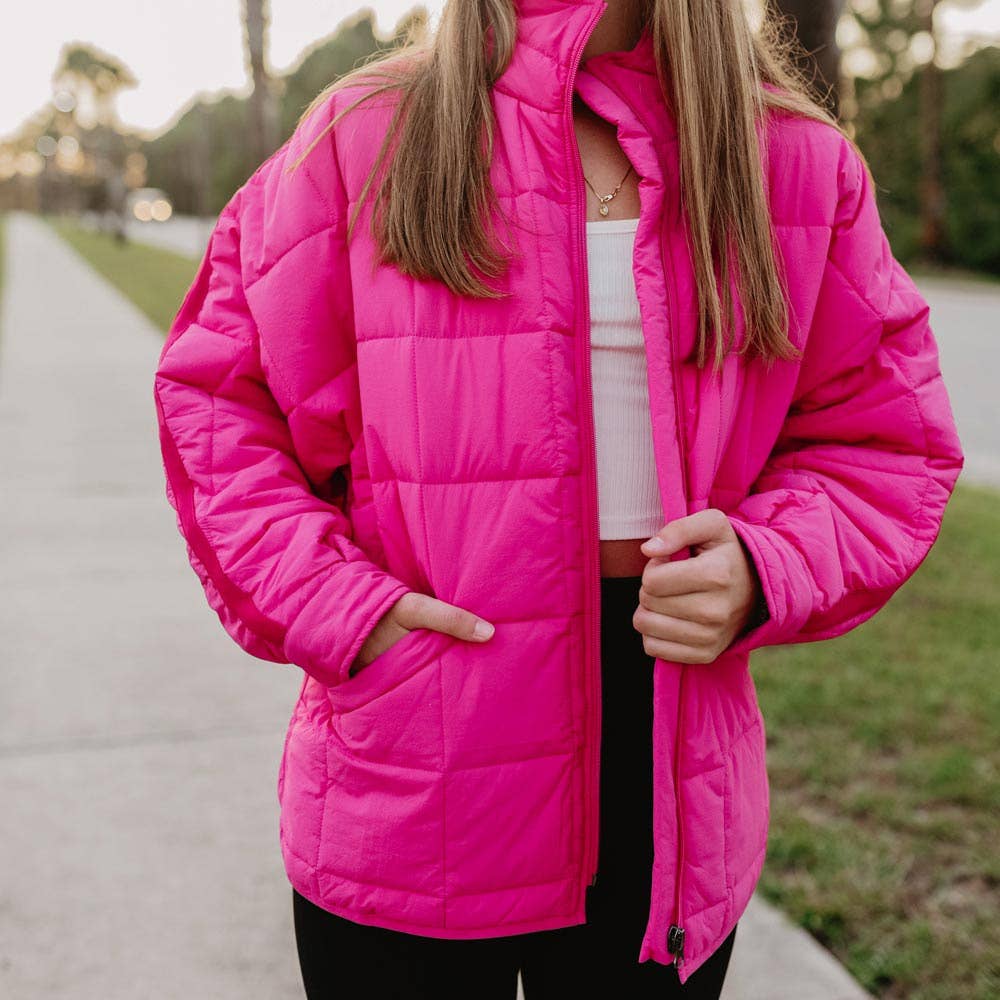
[496, 0, 661, 116]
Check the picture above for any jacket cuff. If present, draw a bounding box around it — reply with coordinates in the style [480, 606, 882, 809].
[723, 513, 814, 655]
[283, 545, 412, 688]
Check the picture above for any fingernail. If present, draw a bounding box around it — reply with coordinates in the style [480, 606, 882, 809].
[644, 537, 666, 553]
[473, 620, 495, 641]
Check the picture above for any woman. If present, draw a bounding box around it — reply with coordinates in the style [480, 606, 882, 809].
[153, 0, 964, 996]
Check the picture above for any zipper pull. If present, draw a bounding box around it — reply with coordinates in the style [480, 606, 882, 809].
[667, 924, 685, 966]
[589, 871, 599, 888]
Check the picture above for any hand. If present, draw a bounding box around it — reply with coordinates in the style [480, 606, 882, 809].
[348, 591, 496, 677]
[635, 508, 765, 665]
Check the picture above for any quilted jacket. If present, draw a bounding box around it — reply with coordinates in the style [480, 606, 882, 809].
[153, 0, 964, 983]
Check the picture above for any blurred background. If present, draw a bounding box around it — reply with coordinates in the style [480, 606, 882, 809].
[0, 3, 996, 999]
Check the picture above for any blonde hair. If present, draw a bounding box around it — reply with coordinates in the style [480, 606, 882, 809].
[290, 1, 856, 371]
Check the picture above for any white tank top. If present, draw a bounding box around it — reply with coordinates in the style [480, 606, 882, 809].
[585, 215, 665, 540]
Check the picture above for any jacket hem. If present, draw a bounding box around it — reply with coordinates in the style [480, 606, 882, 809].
[285, 874, 589, 941]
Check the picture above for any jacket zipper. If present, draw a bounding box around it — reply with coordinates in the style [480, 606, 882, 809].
[661, 213, 691, 968]
[564, 1, 608, 895]
[577, 52, 692, 965]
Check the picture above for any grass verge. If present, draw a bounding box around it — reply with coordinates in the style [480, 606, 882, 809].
[48, 217, 199, 333]
[755, 480, 999, 1000]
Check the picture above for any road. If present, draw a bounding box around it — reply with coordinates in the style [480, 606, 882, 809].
[916, 273, 1000, 488]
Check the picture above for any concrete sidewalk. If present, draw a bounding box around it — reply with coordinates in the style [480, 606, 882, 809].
[0, 211, 873, 999]
[0, 213, 304, 999]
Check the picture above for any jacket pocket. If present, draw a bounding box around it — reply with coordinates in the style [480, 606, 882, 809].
[327, 627, 457, 768]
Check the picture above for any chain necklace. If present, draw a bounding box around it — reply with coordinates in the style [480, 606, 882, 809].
[583, 162, 634, 216]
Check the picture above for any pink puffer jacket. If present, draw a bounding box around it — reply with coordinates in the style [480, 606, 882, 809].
[153, 0, 963, 983]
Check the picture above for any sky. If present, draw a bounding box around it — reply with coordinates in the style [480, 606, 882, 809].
[2, 0, 998, 141]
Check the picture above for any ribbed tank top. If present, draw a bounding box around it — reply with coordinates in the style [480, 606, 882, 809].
[585, 215, 664, 540]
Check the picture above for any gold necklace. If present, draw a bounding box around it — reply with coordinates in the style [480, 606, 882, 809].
[583, 162, 634, 216]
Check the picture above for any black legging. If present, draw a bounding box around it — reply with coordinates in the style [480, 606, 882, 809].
[292, 575, 737, 998]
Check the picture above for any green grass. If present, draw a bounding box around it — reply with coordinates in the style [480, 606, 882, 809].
[48, 217, 199, 333]
[754, 480, 1000, 999]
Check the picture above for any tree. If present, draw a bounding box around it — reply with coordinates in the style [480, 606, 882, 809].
[852, 38, 1000, 274]
[243, 0, 281, 167]
[847, 0, 984, 263]
[767, 0, 847, 114]
[146, 9, 412, 214]
[53, 43, 136, 128]
[916, 0, 946, 259]
[49, 43, 137, 218]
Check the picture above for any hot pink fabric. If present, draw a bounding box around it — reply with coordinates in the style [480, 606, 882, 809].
[153, 0, 964, 982]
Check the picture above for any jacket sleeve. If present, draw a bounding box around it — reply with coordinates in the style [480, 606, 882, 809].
[724, 138, 964, 655]
[153, 185, 411, 688]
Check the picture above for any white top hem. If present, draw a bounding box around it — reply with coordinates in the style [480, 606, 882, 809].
[585, 215, 641, 234]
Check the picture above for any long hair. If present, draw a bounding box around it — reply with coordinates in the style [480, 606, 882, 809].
[289, 1, 855, 371]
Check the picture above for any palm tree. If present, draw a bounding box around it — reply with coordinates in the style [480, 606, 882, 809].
[53, 43, 136, 128]
[243, 0, 280, 166]
[51, 43, 136, 217]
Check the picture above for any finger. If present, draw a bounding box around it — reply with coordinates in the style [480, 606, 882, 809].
[395, 593, 495, 642]
[640, 508, 732, 559]
[641, 549, 733, 598]
[639, 634, 722, 666]
[632, 606, 717, 649]
[639, 590, 731, 628]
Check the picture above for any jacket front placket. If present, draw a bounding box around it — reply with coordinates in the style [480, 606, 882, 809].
[572, 55, 697, 969]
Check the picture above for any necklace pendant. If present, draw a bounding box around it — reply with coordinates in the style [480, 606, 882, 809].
[599, 203, 609, 216]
